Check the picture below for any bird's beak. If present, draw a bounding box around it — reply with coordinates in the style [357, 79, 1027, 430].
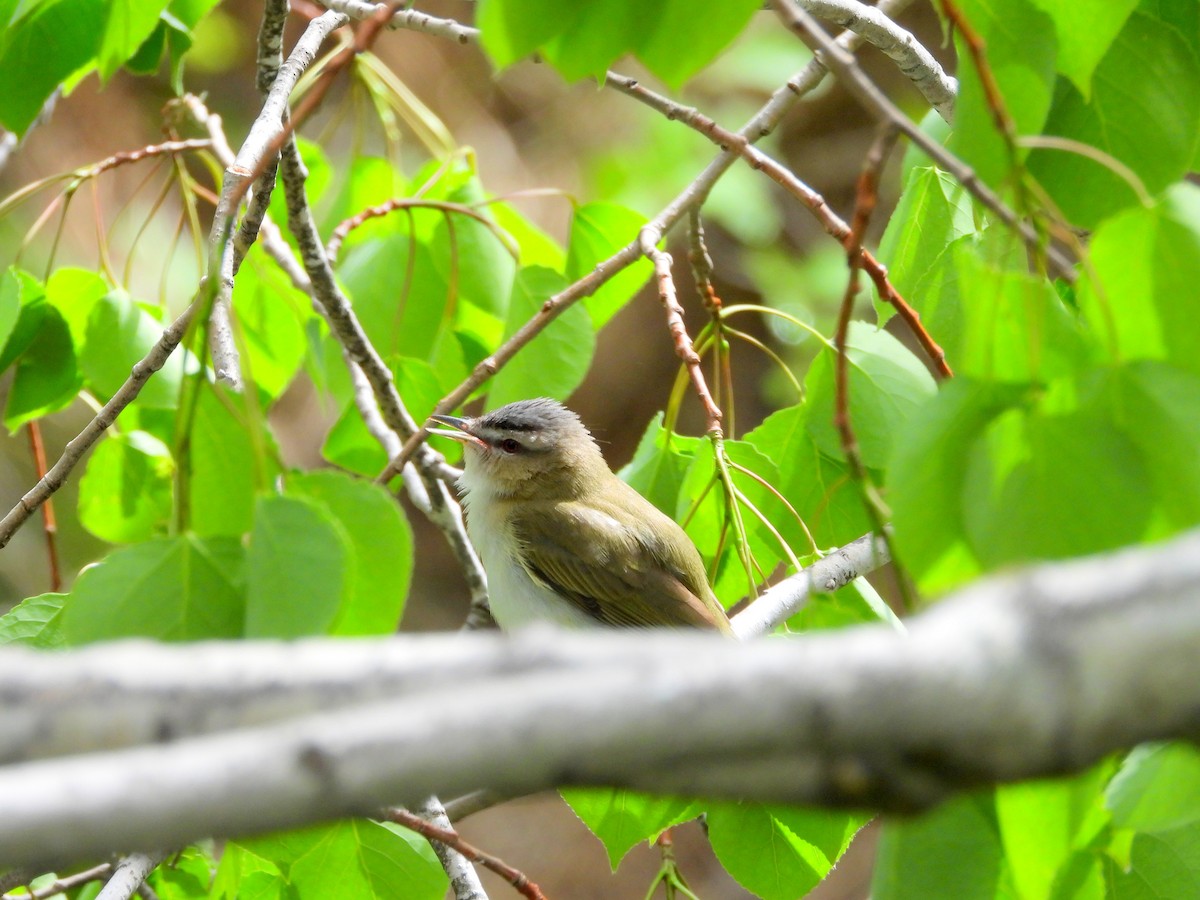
[427, 414, 485, 446]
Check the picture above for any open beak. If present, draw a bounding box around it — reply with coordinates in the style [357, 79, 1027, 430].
[427, 414, 485, 446]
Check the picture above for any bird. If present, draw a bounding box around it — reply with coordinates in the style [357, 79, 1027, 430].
[428, 398, 733, 634]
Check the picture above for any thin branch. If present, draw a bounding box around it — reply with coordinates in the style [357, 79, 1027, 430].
[0, 528, 1198, 864]
[639, 231, 722, 435]
[95, 854, 166, 900]
[408, 797, 490, 900]
[772, 0, 1076, 282]
[731, 532, 889, 637]
[605, 71, 952, 378]
[800, 0, 957, 121]
[382, 0, 918, 476]
[1, 864, 110, 900]
[0, 11, 350, 549]
[23, 423, 60, 592]
[388, 807, 547, 900]
[325, 198, 518, 264]
[833, 125, 898, 557]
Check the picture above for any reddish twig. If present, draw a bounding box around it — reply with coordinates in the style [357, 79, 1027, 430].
[640, 230, 723, 436]
[71, 139, 212, 181]
[836, 125, 909, 608]
[325, 198, 515, 263]
[24, 423, 60, 592]
[0, 863, 111, 900]
[385, 808, 547, 900]
[771, 0, 1075, 283]
[938, 0, 1015, 143]
[687, 211, 734, 433]
[605, 72, 952, 379]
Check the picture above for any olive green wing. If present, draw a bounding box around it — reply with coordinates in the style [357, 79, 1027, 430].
[510, 501, 731, 632]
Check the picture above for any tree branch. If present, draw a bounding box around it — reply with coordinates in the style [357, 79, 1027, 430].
[1, 530, 1199, 865]
[772, 0, 1077, 282]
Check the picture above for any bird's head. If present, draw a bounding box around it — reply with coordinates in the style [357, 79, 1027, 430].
[428, 398, 605, 501]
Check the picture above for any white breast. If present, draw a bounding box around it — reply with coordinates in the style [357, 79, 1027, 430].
[463, 491, 596, 630]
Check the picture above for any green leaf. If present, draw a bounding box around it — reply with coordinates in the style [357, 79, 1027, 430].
[319, 155, 405, 245]
[323, 355, 448, 477]
[1026, 0, 1137, 96]
[98, 0, 171, 80]
[77, 431, 173, 543]
[962, 400, 1154, 567]
[491, 201, 565, 272]
[995, 767, 1114, 900]
[336, 232, 450, 364]
[873, 793, 1005, 899]
[0, 267, 27, 363]
[1078, 186, 1200, 378]
[1028, 1, 1200, 228]
[481, 0, 761, 87]
[477, 0, 582, 69]
[947, 0, 1057, 187]
[236, 820, 446, 900]
[707, 801, 866, 900]
[4, 305, 81, 430]
[431, 177, 517, 318]
[675, 439, 788, 605]
[875, 166, 977, 327]
[63, 535, 245, 643]
[82, 290, 187, 408]
[487, 266, 595, 410]
[743, 403, 873, 551]
[232, 246, 311, 400]
[1107, 821, 1200, 898]
[0, 264, 45, 374]
[1098, 362, 1200, 530]
[887, 378, 1025, 590]
[245, 495, 352, 638]
[286, 471, 413, 635]
[44, 267, 110, 349]
[951, 243, 1093, 382]
[211, 843, 284, 900]
[1107, 743, 1200, 833]
[147, 846, 215, 900]
[566, 203, 653, 328]
[562, 788, 700, 869]
[540, 0, 640, 82]
[188, 387, 277, 537]
[804, 323, 937, 468]
[618, 413, 702, 516]
[0, 593, 67, 648]
[0, 0, 106, 135]
[634, 0, 762, 89]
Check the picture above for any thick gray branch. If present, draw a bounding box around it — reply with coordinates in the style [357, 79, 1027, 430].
[0, 531, 1198, 865]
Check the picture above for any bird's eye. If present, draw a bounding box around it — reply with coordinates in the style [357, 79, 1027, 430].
[498, 438, 521, 454]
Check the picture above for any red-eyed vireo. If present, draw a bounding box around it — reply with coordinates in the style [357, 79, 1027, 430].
[428, 399, 733, 634]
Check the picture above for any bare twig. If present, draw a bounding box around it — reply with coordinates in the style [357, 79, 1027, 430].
[1, 863, 110, 900]
[326, 198, 517, 264]
[23, 423, 60, 592]
[772, 0, 1076, 282]
[639, 231, 722, 435]
[386, 808, 544, 900]
[381, 0, 919, 476]
[605, 72, 952, 378]
[95, 853, 166, 900]
[0, 11, 353, 549]
[409, 798, 490, 900]
[833, 124, 898, 536]
[800, 0, 956, 120]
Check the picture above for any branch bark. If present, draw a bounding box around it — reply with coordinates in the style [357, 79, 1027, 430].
[1, 530, 1199, 865]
